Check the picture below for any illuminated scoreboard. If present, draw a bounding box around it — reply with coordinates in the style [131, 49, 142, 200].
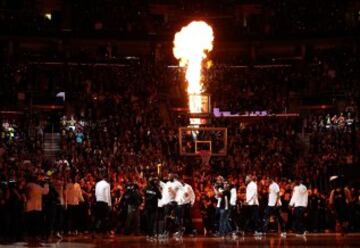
[188, 94, 211, 116]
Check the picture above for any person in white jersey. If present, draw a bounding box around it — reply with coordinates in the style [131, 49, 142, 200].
[174, 178, 195, 237]
[262, 177, 286, 237]
[245, 175, 261, 235]
[158, 173, 182, 238]
[94, 174, 111, 234]
[289, 178, 308, 235]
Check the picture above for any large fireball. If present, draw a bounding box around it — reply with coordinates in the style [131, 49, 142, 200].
[173, 21, 214, 118]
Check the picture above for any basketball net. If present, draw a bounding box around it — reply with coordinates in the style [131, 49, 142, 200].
[197, 150, 211, 166]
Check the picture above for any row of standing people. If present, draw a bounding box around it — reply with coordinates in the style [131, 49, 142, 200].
[0, 172, 354, 242]
[210, 175, 352, 238]
[0, 171, 196, 241]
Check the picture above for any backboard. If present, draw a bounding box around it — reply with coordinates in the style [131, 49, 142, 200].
[178, 127, 227, 156]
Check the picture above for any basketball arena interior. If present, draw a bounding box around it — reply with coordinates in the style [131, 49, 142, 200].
[0, 0, 359, 247]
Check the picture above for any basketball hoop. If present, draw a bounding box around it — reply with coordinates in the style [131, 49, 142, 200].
[197, 150, 212, 166]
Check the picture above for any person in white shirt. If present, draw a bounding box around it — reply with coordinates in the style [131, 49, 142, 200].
[157, 179, 169, 237]
[25, 175, 49, 238]
[262, 177, 286, 237]
[158, 180, 170, 208]
[229, 183, 238, 236]
[65, 175, 84, 235]
[168, 175, 183, 203]
[246, 176, 259, 206]
[164, 173, 182, 236]
[230, 185, 237, 208]
[289, 178, 308, 235]
[174, 180, 186, 237]
[174, 179, 195, 237]
[94, 175, 111, 234]
[245, 175, 261, 235]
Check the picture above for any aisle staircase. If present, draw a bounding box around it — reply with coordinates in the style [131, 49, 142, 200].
[43, 132, 61, 159]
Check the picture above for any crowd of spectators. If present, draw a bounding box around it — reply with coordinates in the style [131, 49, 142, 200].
[0, 57, 359, 243]
[0, 111, 360, 242]
[0, 39, 359, 244]
[207, 49, 360, 114]
[0, 0, 359, 37]
[207, 66, 292, 113]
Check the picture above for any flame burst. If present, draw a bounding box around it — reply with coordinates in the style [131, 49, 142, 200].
[173, 21, 214, 123]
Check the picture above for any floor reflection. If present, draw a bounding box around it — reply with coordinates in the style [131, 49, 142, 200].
[2, 234, 360, 248]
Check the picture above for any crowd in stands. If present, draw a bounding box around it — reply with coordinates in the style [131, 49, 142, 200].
[0, 0, 359, 37]
[0, 111, 360, 242]
[0, 51, 359, 243]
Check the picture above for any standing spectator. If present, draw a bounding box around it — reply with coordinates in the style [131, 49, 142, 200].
[262, 177, 286, 237]
[53, 171, 65, 238]
[164, 174, 182, 236]
[143, 177, 161, 239]
[218, 181, 232, 238]
[78, 178, 92, 233]
[245, 175, 261, 235]
[200, 195, 216, 236]
[174, 178, 195, 237]
[123, 181, 142, 235]
[213, 176, 225, 234]
[229, 182, 238, 237]
[65, 174, 84, 235]
[181, 180, 195, 235]
[43, 174, 60, 240]
[94, 174, 111, 235]
[308, 188, 323, 232]
[6, 179, 25, 242]
[329, 176, 352, 233]
[24, 175, 49, 240]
